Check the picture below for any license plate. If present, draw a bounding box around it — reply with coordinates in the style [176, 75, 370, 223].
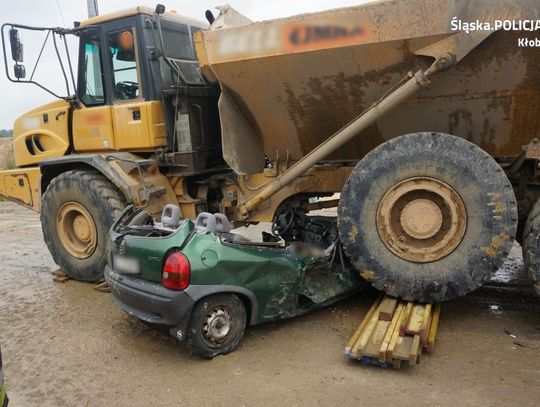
[113, 255, 141, 275]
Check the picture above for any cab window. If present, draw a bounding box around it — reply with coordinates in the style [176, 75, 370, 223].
[79, 31, 105, 106]
[108, 29, 140, 101]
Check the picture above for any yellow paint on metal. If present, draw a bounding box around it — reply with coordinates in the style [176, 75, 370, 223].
[106, 159, 177, 215]
[0, 167, 41, 211]
[235, 164, 353, 222]
[72, 105, 116, 151]
[73, 92, 165, 153]
[112, 101, 167, 150]
[193, 31, 216, 82]
[12, 100, 70, 167]
[79, 6, 207, 29]
[56, 201, 97, 259]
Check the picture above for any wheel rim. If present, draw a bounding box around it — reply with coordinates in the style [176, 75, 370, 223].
[376, 177, 467, 263]
[201, 306, 234, 347]
[56, 202, 97, 259]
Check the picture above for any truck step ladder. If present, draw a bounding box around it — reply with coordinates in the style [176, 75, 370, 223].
[345, 295, 441, 368]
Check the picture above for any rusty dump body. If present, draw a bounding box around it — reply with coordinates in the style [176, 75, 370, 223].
[196, 0, 540, 174]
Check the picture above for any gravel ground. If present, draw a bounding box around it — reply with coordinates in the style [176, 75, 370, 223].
[0, 201, 539, 406]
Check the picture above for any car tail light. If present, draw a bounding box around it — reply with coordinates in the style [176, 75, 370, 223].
[162, 252, 190, 290]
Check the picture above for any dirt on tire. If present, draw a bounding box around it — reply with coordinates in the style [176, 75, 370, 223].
[338, 132, 518, 302]
[523, 198, 540, 296]
[40, 170, 125, 282]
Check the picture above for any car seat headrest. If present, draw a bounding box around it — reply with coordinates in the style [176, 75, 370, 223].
[214, 213, 231, 233]
[161, 204, 181, 229]
[194, 212, 217, 233]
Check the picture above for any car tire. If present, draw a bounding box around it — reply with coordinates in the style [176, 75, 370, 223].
[41, 170, 125, 282]
[186, 294, 247, 359]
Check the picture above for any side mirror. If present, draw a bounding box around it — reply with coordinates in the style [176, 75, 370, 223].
[154, 4, 165, 14]
[13, 64, 26, 79]
[9, 29, 23, 62]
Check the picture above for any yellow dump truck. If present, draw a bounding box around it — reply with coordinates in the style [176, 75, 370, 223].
[1, 0, 539, 301]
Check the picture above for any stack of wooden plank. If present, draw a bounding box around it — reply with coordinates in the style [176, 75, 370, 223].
[51, 270, 111, 293]
[52, 269, 70, 283]
[345, 295, 441, 368]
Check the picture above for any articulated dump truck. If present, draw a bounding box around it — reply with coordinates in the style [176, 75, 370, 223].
[1, 0, 539, 302]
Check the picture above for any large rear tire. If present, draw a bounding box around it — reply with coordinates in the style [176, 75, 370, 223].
[41, 170, 125, 282]
[338, 132, 518, 302]
[523, 199, 540, 297]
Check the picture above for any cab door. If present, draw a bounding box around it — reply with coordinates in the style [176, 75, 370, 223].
[106, 28, 166, 151]
[73, 29, 116, 151]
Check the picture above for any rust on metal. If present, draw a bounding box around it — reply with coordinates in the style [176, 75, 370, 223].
[196, 0, 540, 173]
[376, 177, 467, 263]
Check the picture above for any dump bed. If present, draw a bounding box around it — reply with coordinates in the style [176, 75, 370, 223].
[194, 0, 540, 175]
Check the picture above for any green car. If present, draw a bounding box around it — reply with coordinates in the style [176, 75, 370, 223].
[105, 205, 363, 358]
[0, 346, 8, 407]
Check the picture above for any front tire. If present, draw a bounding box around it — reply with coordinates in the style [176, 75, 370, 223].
[41, 170, 125, 282]
[186, 294, 246, 359]
[338, 132, 518, 302]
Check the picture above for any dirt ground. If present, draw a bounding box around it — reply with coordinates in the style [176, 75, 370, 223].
[0, 201, 539, 406]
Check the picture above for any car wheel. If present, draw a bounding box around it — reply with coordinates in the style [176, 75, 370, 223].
[186, 294, 247, 359]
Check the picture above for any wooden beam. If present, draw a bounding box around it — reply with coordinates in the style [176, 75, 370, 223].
[379, 297, 398, 321]
[345, 295, 383, 356]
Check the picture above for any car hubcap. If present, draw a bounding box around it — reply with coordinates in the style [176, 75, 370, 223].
[202, 307, 233, 345]
[376, 177, 467, 263]
[56, 202, 97, 259]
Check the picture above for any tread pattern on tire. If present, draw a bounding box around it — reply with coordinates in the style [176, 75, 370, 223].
[523, 199, 540, 297]
[41, 169, 125, 282]
[338, 132, 518, 303]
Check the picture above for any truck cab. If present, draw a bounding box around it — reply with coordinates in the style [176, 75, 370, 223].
[0, 6, 224, 282]
[7, 7, 221, 170]
[73, 8, 221, 167]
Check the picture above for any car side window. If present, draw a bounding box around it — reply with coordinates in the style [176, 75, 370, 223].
[79, 32, 105, 106]
[108, 29, 140, 101]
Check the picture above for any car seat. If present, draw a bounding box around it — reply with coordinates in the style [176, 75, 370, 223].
[213, 213, 251, 243]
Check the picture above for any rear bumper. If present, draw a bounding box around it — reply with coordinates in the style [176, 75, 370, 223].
[105, 266, 195, 340]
